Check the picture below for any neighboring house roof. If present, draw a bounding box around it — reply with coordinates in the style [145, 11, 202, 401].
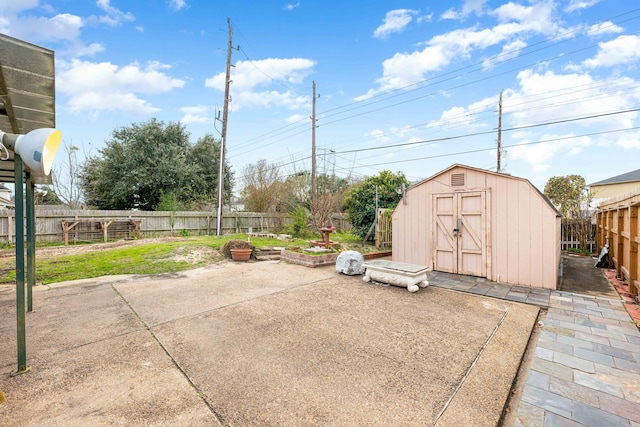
[0, 183, 13, 207]
[590, 168, 640, 186]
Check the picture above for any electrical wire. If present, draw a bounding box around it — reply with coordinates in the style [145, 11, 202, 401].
[357, 126, 640, 168]
[229, 10, 640, 155]
[223, 9, 640, 178]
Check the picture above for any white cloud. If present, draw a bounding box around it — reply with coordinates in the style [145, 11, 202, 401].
[427, 106, 469, 128]
[0, 1, 134, 58]
[353, 88, 377, 102]
[3, 10, 105, 58]
[427, 95, 496, 129]
[94, 0, 134, 26]
[441, 9, 462, 21]
[403, 136, 424, 150]
[233, 90, 309, 111]
[362, 0, 561, 96]
[284, 2, 300, 12]
[366, 129, 389, 144]
[179, 105, 214, 123]
[373, 9, 417, 39]
[417, 13, 434, 24]
[502, 69, 640, 171]
[483, 38, 527, 69]
[565, 0, 601, 13]
[587, 21, 623, 37]
[490, 0, 557, 30]
[72, 42, 106, 57]
[167, 0, 188, 11]
[57, 59, 185, 115]
[509, 134, 592, 171]
[286, 114, 307, 123]
[616, 131, 640, 149]
[8, 13, 84, 43]
[510, 70, 639, 129]
[205, 57, 315, 110]
[441, 0, 488, 21]
[582, 35, 640, 68]
[0, 0, 38, 14]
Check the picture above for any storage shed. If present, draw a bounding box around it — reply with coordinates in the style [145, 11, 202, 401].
[392, 164, 562, 289]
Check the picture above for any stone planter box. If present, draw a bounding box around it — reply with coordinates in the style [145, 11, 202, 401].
[280, 249, 392, 268]
[280, 249, 339, 268]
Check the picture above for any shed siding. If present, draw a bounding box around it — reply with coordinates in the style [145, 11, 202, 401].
[392, 164, 560, 289]
[494, 175, 509, 284]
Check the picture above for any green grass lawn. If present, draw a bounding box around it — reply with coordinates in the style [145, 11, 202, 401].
[0, 232, 376, 285]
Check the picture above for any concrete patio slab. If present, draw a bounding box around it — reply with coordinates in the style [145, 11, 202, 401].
[1, 261, 539, 426]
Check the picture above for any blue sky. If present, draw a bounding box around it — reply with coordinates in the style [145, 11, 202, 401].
[2, 0, 640, 194]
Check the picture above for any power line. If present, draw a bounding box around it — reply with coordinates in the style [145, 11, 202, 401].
[357, 126, 640, 168]
[314, 17, 640, 123]
[232, 28, 640, 160]
[223, 9, 640, 180]
[322, 108, 640, 156]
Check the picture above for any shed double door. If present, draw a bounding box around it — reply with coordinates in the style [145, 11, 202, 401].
[433, 191, 487, 277]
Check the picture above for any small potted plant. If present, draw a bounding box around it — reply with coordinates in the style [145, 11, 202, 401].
[222, 239, 255, 262]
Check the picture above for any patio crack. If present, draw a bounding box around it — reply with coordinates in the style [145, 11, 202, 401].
[111, 283, 228, 426]
[431, 304, 512, 426]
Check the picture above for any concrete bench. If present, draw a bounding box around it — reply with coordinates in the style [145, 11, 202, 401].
[362, 260, 430, 293]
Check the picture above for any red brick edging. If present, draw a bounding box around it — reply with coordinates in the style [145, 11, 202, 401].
[603, 269, 640, 326]
[280, 250, 392, 268]
[280, 250, 339, 268]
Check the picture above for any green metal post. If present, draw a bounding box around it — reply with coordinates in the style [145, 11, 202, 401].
[26, 172, 35, 312]
[12, 154, 29, 375]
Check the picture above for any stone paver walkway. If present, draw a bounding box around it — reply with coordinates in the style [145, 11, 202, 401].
[430, 271, 640, 427]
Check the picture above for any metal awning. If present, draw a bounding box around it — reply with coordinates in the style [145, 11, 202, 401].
[0, 33, 56, 184]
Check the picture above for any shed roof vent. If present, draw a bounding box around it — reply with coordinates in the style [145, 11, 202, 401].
[451, 173, 465, 187]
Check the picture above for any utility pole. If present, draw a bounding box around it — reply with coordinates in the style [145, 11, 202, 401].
[216, 18, 233, 236]
[496, 90, 503, 173]
[311, 81, 317, 204]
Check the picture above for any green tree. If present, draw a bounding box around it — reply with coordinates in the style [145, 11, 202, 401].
[80, 119, 233, 211]
[343, 170, 410, 238]
[544, 174, 594, 250]
[280, 171, 310, 213]
[35, 186, 63, 205]
[543, 175, 590, 219]
[185, 133, 234, 208]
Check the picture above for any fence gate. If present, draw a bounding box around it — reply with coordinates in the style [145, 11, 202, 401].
[376, 208, 392, 249]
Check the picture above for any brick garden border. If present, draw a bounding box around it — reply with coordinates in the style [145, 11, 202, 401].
[280, 249, 392, 268]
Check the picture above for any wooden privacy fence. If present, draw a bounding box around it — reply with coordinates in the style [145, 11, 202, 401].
[596, 191, 639, 296]
[0, 209, 352, 245]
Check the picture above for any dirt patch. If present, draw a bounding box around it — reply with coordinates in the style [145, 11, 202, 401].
[166, 245, 219, 264]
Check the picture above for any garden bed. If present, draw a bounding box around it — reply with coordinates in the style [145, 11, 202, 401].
[280, 249, 392, 268]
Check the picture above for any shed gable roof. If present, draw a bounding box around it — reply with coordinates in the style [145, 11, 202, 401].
[409, 163, 561, 217]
